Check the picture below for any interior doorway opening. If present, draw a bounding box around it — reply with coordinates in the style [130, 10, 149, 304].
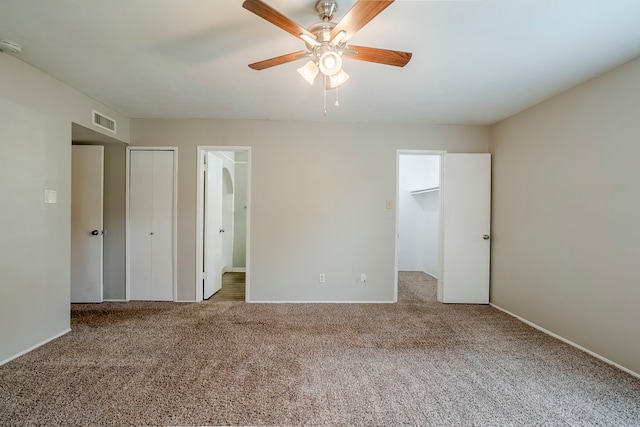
[396, 150, 492, 304]
[71, 123, 128, 303]
[196, 147, 250, 302]
[395, 151, 444, 301]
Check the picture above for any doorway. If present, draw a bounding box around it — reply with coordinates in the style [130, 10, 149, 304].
[196, 147, 250, 302]
[395, 151, 492, 304]
[71, 123, 128, 303]
[396, 151, 444, 301]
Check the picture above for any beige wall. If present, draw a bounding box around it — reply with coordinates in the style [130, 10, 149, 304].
[489, 56, 640, 375]
[131, 120, 488, 301]
[0, 54, 129, 364]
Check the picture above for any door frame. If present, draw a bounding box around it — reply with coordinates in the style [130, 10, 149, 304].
[395, 150, 446, 302]
[125, 146, 179, 301]
[195, 146, 251, 302]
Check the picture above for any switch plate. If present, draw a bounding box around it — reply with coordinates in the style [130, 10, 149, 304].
[360, 273, 366, 283]
[319, 274, 325, 283]
[44, 190, 57, 204]
[385, 200, 392, 209]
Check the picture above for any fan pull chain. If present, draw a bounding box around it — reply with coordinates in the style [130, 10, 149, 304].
[323, 77, 327, 116]
[335, 85, 340, 107]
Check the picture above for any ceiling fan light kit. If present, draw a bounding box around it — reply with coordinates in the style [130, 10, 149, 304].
[318, 50, 342, 76]
[298, 60, 320, 85]
[326, 69, 349, 90]
[242, 0, 412, 116]
[0, 39, 23, 54]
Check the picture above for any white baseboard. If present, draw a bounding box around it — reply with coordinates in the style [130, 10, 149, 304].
[103, 299, 127, 302]
[0, 328, 71, 367]
[490, 303, 640, 379]
[231, 267, 246, 273]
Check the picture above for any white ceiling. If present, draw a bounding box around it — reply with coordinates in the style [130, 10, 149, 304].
[2, 0, 640, 125]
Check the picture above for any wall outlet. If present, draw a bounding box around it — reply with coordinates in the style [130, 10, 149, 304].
[319, 274, 325, 283]
[360, 273, 366, 283]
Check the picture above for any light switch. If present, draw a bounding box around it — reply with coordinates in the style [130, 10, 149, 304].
[385, 200, 392, 209]
[44, 190, 57, 204]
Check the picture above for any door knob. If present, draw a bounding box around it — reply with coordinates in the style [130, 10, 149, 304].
[483, 234, 491, 240]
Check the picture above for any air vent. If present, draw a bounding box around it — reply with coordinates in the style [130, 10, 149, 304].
[92, 110, 116, 133]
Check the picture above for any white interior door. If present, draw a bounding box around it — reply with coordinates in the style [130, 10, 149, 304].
[129, 150, 153, 300]
[71, 145, 104, 303]
[129, 149, 175, 301]
[204, 152, 223, 299]
[442, 153, 491, 303]
[151, 151, 175, 301]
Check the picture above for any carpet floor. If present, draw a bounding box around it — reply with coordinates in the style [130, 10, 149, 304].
[1, 272, 639, 426]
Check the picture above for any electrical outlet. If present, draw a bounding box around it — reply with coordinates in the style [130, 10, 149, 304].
[319, 274, 325, 283]
[360, 273, 366, 283]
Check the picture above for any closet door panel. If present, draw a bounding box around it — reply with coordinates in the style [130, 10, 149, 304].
[129, 150, 153, 300]
[151, 150, 174, 301]
[128, 149, 175, 301]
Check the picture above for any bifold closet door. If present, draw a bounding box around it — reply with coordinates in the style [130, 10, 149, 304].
[129, 150, 174, 301]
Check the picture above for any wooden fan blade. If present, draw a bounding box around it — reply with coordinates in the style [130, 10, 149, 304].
[330, 0, 394, 42]
[248, 51, 308, 70]
[242, 0, 315, 40]
[344, 45, 412, 67]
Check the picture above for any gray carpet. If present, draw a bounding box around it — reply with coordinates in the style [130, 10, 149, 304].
[1, 272, 639, 426]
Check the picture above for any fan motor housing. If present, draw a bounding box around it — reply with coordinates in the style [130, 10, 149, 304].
[315, 0, 337, 21]
[308, 21, 336, 43]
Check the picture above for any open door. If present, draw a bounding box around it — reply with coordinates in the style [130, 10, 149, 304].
[441, 153, 491, 304]
[203, 152, 223, 299]
[71, 145, 104, 303]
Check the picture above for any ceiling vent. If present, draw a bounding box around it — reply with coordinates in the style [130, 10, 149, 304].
[92, 110, 116, 133]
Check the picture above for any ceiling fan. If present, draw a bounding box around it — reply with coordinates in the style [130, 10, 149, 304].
[242, 0, 412, 111]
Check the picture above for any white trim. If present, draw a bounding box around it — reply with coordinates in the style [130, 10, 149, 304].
[195, 148, 204, 302]
[0, 329, 71, 367]
[490, 303, 640, 379]
[231, 267, 247, 273]
[125, 146, 179, 302]
[395, 150, 446, 304]
[196, 146, 251, 303]
[103, 299, 127, 302]
[125, 149, 131, 301]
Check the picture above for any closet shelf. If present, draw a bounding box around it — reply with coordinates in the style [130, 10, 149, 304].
[410, 187, 439, 195]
